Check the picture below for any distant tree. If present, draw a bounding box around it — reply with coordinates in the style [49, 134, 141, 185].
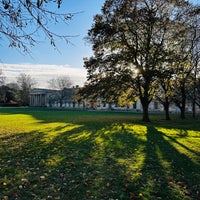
[0, 70, 7, 103]
[0, 69, 6, 86]
[6, 82, 19, 103]
[187, 17, 200, 118]
[83, 0, 199, 121]
[0, 83, 18, 104]
[172, 65, 191, 119]
[156, 67, 175, 120]
[17, 73, 37, 106]
[196, 77, 200, 108]
[0, 85, 7, 103]
[171, 12, 200, 119]
[0, 0, 73, 53]
[48, 76, 73, 107]
[187, 72, 200, 117]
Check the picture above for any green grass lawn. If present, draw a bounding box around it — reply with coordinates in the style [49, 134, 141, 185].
[0, 108, 199, 200]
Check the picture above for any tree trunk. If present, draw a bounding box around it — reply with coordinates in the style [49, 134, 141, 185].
[180, 93, 186, 119]
[192, 100, 196, 118]
[59, 99, 62, 108]
[141, 100, 150, 122]
[108, 103, 113, 111]
[192, 84, 196, 118]
[164, 97, 170, 120]
[139, 84, 151, 122]
[180, 106, 185, 119]
[164, 104, 170, 120]
[180, 84, 186, 119]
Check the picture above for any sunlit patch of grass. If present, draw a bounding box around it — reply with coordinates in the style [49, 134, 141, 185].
[95, 123, 147, 145]
[117, 145, 146, 178]
[68, 130, 91, 142]
[90, 123, 147, 198]
[155, 127, 181, 135]
[107, 124, 147, 180]
[156, 127, 200, 163]
[124, 123, 147, 141]
[40, 123, 83, 144]
[0, 114, 38, 135]
[44, 155, 64, 167]
[155, 145, 171, 170]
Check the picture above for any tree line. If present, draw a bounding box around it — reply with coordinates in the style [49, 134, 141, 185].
[0, 71, 35, 106]
[0, 70, 73, 106]
[78, 0, 200, 121]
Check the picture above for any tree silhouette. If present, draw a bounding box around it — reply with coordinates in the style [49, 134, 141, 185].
[0, 0, 73, 53]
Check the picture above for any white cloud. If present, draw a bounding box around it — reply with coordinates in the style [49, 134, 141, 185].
[0, 63, 87, 88]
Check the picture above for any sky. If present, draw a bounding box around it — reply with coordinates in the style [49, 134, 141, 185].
[0, 0, 105, 88]
[0, 0, 199, 88]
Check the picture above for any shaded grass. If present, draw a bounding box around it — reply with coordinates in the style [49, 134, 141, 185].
[0, 107, 199, 200]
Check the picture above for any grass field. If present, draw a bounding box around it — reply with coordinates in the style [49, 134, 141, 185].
[0, 108, 199, 200]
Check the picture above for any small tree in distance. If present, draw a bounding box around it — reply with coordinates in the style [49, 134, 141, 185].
[0, 69, 6, 86]
[48, 76, 73, 107]
[17, 73, 37, 106]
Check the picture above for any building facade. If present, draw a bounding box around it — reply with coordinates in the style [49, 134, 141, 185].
[30, 87, 84, 108]
[30, 88, 199, 113]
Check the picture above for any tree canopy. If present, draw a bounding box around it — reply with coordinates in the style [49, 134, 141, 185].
[82, 0, 200, 121]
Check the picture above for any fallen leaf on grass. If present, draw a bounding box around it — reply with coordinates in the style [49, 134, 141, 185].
[40, 175, 46, 180]
[168, 181, 174, 185]
[177, 181, 183, 185]
[106, 182, 110, 187]
[2, 182, 7, 186]
[21, 178, 29, 183]
[130, 192, 143, 199]
[19, 185, 23, 189]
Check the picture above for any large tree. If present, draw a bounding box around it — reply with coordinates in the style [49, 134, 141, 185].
[0, 0, 72, 53]
[83, 0, 198, 121]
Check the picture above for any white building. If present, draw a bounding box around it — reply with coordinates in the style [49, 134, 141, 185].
[30, 88, 199, 113]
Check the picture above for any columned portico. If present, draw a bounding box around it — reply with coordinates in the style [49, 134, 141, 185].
[30, 89, 47, 107]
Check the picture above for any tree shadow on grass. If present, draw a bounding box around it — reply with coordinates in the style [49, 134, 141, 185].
[0, 120, 199, 200]
[0, 121, 146, 200]
[38, 123, 147, 199]
[137, 125, 200, 200]
[162, 133, 200, 158]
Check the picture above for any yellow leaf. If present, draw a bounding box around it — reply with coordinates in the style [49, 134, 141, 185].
[106, 182, 110, 187]
[3, 182, 7, 186]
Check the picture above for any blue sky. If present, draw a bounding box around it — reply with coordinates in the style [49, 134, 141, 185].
[0, 0, 105, 67]
[0, 0, 199, 87]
